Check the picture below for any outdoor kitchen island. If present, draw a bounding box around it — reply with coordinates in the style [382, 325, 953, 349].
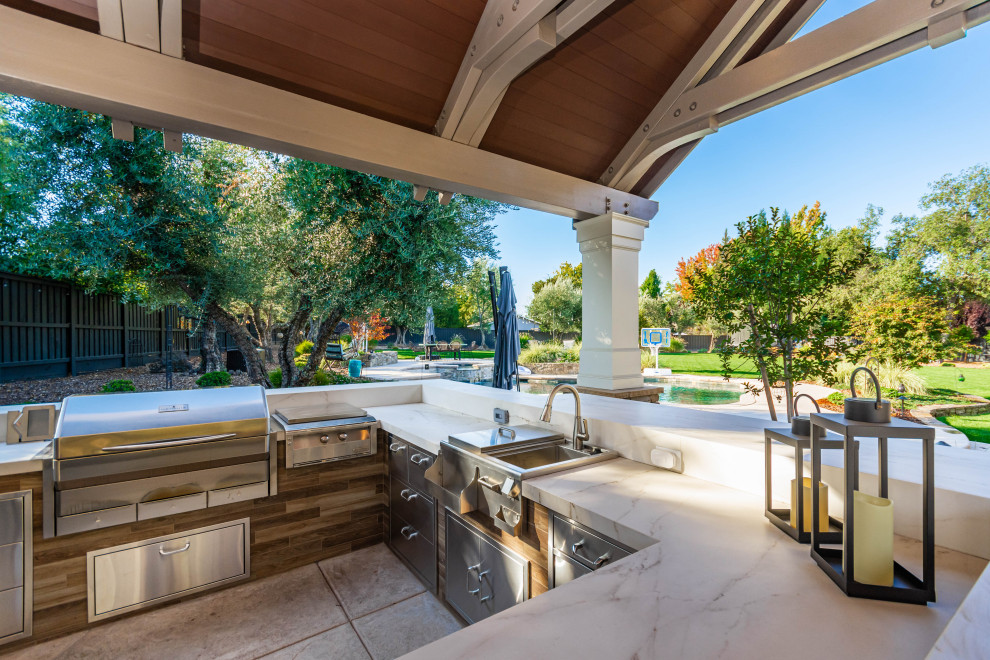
[0, 379, 987, 659]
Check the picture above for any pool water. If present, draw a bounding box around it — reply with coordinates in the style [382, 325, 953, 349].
[476, 376, 742, 405]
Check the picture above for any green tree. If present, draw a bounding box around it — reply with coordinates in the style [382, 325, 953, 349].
[640, 269, 662, 298]
[638, 295, 667, 329]
[527, 278, 582, 342]
[532, 261, 582, 295]
[849, 295, 968, 368]
[455, 258, 498, 347]
[685, 204, 867, 420]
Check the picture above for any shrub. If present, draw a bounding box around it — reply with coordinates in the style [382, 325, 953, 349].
[828, 360, 926, 395]
[294, 340, 314, 357]
[519, 341, 580, 363]
[102, 379, 136, 393]
[941, 362, 956, 367]
[196, 371, 231, 388]
[340, 334, 352, 348]
[661, 337, 686, 353]
[450, 334, 465, 346]
[269, 368, 357, 388]
[519, 333, 531, 349]
[368, 340, 378, 350]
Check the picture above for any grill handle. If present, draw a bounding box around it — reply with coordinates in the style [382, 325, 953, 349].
[100, 432, 237, 452]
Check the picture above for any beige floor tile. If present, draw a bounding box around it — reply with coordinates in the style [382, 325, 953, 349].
[351, 593, 463, 660]
[259, 623, 370, 660]
[318, 544, 425, 619]
[38, 564, 347, 660]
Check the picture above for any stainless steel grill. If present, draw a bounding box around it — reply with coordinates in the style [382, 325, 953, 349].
[270, 403, 379, 468]
[44, 386, 272, 538]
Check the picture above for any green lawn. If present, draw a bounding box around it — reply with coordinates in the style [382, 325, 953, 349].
[654, 352, 762, 379]
[396, 349, 495, 360]
[937, 413, 990, 444]
[916, 365, 990, 399]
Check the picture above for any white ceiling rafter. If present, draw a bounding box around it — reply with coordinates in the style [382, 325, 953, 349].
[610, 0, 990, 196]
[436, 0, 619, 147]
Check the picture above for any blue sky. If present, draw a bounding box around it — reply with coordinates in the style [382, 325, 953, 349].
[494, 0, 990, 310]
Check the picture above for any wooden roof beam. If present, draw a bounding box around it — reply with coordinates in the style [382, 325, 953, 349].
[436, 0, 620, 147]
[615, 0, 990, 196]
[0, 6, 656, 221]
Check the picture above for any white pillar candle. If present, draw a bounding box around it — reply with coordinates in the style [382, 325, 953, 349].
[851, 490, 894, 587]
[790, 477, 829, 533]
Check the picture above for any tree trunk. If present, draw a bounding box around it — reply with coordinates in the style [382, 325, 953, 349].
[207, 302, 272, 387]
[201, 315, 224, 373]
[747, 304, 777, 422]
[293, 311, 343, 387]
[278, 302, 310, 388]
[396, 326, 408, 347]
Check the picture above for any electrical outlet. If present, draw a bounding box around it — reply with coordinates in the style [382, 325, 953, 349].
[493, 408, 510, 424]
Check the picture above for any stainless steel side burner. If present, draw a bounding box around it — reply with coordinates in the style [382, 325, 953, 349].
[271, 402, 379, 468]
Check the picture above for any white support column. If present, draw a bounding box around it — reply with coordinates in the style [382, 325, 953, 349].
[574, 213, 647, 391]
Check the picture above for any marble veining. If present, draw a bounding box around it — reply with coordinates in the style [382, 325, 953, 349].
[402, 458, 988, 660]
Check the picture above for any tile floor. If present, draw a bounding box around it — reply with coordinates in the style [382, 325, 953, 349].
[6, 544, 463, 660]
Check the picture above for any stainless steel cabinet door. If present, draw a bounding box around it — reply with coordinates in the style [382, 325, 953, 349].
[445, 513, 483, 624]
[478, 533, 527, 620]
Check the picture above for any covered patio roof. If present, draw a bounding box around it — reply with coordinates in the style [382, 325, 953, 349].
[3, 0, 985, 221]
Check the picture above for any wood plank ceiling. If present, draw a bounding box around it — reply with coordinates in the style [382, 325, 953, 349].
[3, 0, 746, 190]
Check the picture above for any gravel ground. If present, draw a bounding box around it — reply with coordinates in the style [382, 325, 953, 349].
[0, 362, 254, 405]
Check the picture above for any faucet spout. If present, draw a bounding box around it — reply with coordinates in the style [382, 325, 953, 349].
[540, 383, 589, 451]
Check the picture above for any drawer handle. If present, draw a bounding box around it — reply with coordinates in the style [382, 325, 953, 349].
[389, 443, 405, 453]
[399, 488, 419, 502]
[572, 539, 585, 553]
[338, 432, 348, 441]
[594, 553, 612, 568]
[159, 541, 191, 557]
[411, 454, 431, 467]
[400, 525, 418, 541]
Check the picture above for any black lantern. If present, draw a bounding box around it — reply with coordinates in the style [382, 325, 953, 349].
[809, 412, 936, 604]
[764, 425, 843, 544]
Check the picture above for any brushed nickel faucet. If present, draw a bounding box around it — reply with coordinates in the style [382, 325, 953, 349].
[540, 383, 590, 451]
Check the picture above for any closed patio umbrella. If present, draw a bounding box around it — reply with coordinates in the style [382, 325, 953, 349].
[492, 268, 520, 390]
[423, 306, 436, 359]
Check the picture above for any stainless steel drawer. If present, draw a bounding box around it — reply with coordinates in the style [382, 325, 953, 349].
[552, 550, 592, 588]
[0, 588, 23, 639]
[553, 515, 630, 570]
[0, 544, 23, 592]
[406, 448, 435, 493]
[387, 436, 408, 482]
[0, 499, 22, 546]
[137, 492, 207, 521]
[88, 518, 250, 621]
[208, 481, 269, 507]
[390, 478, 435, 544]
[58, 503, 137, 536]
[390, 512, 436, 591]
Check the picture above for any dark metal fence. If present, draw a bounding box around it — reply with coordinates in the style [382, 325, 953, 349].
[0, 272, 235, 383]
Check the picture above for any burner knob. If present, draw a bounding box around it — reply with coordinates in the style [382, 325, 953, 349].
[319, 434, 330, 444]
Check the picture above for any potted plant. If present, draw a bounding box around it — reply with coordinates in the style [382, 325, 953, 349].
[450, 334, 464, 350]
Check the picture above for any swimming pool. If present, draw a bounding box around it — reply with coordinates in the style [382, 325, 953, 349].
[476, 376, 742, 405]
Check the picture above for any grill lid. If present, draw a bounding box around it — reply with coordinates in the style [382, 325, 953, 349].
[275, 403, 367, 425]
[53, 385, 270, 459]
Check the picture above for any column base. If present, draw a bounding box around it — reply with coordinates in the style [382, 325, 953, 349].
[575, 383, 662, 403]
[576, 372, 645, 391]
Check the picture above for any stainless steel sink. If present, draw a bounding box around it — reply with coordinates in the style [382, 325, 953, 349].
[486, 442, 614, 477]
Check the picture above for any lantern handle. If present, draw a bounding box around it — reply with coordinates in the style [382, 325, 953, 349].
[793, 393, 820, 417]
[849, 366, 882, 411]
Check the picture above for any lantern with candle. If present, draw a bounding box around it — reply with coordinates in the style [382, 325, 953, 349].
[764, 398, 843, 544]
[808, 374, 936, 604]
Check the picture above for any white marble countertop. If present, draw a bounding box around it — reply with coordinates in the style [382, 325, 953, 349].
[0, 440, 50, 476]
[403, 458, 988, 660]
[364, 403, 495, 455]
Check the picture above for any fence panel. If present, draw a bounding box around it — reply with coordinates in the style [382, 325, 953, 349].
[0, 274, 71, 381]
